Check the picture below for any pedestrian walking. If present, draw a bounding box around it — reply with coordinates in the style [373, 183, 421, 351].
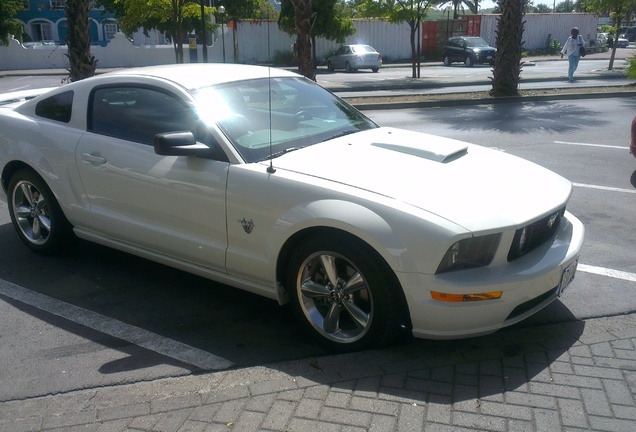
[561, 27, 585, 82]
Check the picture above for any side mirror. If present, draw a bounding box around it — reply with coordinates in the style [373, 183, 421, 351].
[154, 131, 215, 158]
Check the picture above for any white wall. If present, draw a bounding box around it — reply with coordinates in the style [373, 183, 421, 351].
[0, 14, 600, 71]
[479, 13, 600, 50]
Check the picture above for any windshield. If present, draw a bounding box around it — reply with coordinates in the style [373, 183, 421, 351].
[352, 45, 377, 54]
[465, 38, 490, 48]
[191, 77, 378, 163]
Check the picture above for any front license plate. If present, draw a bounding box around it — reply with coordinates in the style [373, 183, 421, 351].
[558, 260, 578, 296]
[486, 56, 493, 60]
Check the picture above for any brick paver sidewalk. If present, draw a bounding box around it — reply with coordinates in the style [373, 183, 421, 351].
[2, 313, 636, 431]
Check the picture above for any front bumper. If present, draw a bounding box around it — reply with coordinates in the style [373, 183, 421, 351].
[400, 211, 584, 339]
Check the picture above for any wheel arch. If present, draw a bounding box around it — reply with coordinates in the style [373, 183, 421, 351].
[1, 160, 35, 195]
[275, 226, 412, 331]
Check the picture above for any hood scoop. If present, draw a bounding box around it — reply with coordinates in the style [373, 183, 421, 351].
[371, 141, 468, 163]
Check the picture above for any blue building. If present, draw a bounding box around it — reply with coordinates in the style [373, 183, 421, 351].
[16, 0, 118, 46]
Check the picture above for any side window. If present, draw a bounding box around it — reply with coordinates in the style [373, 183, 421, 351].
[35, 91, 73, 123]
[89, 86, 199, 145]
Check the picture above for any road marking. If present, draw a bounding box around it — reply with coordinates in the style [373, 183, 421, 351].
[578, 264, 636, 283]
[554, 141, 628, 150]
[0, 280, 234, 371]
[573, 183, 636, 194]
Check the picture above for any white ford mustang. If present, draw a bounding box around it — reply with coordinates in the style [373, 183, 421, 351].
[0, 64, 584, 351]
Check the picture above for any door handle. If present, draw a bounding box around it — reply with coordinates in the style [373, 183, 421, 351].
[80, 153, 107, 165]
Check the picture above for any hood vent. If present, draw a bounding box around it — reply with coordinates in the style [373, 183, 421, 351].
[371, 142, 468, 163]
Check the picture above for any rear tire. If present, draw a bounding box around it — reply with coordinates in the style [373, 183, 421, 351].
[443, 56, 452, 67]
[7, 169, 74, 254]
[371, 67, 379, 73]
[286, 234, 407, 352]
[327, 61, 334, 72]
[345, 62, 355, 73]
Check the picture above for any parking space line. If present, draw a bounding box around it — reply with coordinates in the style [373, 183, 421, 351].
[578, 264, 636, 283]
[572, 183, 636, 194]
[554, 141, 628, 150]
[0, 279, 234, 371]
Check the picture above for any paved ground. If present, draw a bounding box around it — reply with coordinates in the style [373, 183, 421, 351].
[1, 50, 636, 431]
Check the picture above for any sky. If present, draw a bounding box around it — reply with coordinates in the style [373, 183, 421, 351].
[477, 0, 554, 10]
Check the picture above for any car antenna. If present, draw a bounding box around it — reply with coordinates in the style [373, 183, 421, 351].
[266, 67, 276, 174]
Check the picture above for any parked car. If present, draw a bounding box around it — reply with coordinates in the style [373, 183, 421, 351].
[618, 26, 636, 42]
[616, 36, 630, 48]
[327, 44, 382, 73]
[0, 64, 583, 351]
[442, 36, 496, 67]
[631, 115, 636, 158]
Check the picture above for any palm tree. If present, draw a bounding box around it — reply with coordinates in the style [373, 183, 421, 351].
[65, 0, 97, 81]
[438, 0, 478, 18]
[490, 0, 526, 97]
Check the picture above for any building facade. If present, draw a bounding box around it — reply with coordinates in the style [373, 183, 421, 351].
[16, 0, 118, 46]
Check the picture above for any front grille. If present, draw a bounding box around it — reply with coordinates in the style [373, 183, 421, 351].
[507, 207, 565, 262]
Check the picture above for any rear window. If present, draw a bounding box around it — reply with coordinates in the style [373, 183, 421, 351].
[35, 91, 73, 123]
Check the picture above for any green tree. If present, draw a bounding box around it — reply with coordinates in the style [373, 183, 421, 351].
[555, 0, 576, 11]
[279, 0, 356, 80]
[584, 0, 636, 69]
[115, 0, 211, 63]
[0, 0, 24, 46]
[437, 0, 478, 18]
[490, 0, 526, 97]
[357, 0, 433, 78]
[66, 0, 97, 81]
[534, 3, 552, 11]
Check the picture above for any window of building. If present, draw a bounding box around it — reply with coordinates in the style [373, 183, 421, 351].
[31, 22, 52, 41]
[50, 0, 66, 10]
[104, 23, 118, 40]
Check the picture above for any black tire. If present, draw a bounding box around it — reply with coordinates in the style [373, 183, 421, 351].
[286, 234, 407, 352]
[7, 169, 74, 254]
[443, 56, 452, 67]
[464, 56, 474, 67]
[327, 61, 334, 72]
[371, 67, 379, 73]
[345, 62, 355, 73]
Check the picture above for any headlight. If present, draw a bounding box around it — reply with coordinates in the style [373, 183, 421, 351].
[436, 234, 501, 274]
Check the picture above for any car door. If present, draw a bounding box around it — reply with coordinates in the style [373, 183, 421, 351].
[332, 46, 349, 69]
[76, 85, 229, 271]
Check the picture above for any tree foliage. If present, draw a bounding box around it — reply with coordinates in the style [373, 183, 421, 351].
[583, 0, 636, 69]
[357, 0, 433, 78]
[66, 0, 97, 81]
[0, 0, 24, 46]
[437, 0, 478, 19]
[490, 0, 526, 97]
[114, 0, 209, 63]
[279, 0, 356, 79]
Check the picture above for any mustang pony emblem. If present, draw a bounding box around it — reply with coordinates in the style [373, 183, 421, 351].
[238, 218, 255, 234]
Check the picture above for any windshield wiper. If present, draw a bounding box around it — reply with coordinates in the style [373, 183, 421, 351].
[258, 146, 304, 162]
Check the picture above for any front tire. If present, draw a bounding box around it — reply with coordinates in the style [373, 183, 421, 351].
[345, 62, 355, 73]
[327, 61, 334, 72]
[286, 234, 407, 352]
[443, 56, 452, 66]
[7, 169, 74, 254]
[464, 56, 474, 67]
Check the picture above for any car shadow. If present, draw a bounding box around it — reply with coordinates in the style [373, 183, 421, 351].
[418, 99, 606, 134]
[0, 222, 584, 404]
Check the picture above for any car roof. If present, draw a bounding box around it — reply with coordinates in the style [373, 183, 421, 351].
[104, 64, 301, 91]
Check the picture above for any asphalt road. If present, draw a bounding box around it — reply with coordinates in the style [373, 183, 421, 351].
[0, 91, 634, 402]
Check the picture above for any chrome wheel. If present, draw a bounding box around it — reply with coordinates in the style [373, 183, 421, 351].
[8, 169, 74, 254]
[11, 179, 52, 246]
[286, 234, 409, 351]
[297, 251, 373, 343]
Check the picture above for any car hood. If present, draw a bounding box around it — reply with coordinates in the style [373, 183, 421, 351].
[267, 127, 571, 232]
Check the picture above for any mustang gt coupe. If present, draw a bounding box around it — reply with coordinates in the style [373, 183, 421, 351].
[0, 64, 584, 352]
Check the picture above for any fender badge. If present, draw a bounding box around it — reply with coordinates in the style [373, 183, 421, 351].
[238, 218, 255, 234]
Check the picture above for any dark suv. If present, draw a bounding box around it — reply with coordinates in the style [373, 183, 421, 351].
[442, 36, 496, 67]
